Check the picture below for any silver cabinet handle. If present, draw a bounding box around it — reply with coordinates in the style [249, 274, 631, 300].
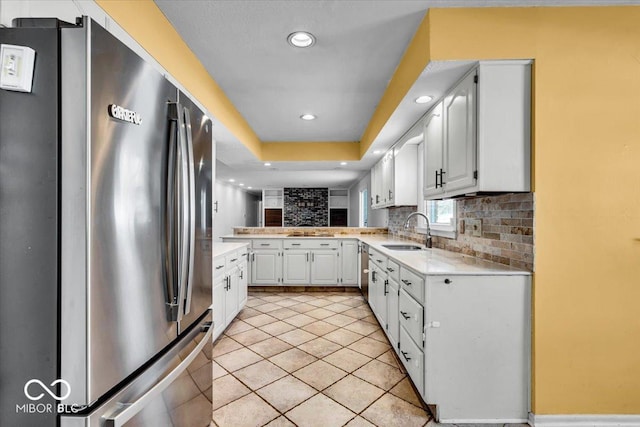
[320, 243, 330, 246]
[401, 350, 411, 362]
[306, 253, 309, 262]
[400, 311, 411, 320]
[260, 243, 270, 246]
[401, 279, 412, 286]
[215, 265, 224, 270]
[104, 326, 212, 427]
[230, 258, 238, 262]
[292, 243, 301, 246]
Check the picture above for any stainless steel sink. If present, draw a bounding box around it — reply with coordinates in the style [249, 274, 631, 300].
[382, 244, 424, 251]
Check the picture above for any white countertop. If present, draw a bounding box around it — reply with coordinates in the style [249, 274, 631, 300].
[222, 234, 530, 276]
[213, 241, 249, 258]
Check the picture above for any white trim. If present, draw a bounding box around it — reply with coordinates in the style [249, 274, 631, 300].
[530, 413, 640, 427]
[416, 226, 456, 239]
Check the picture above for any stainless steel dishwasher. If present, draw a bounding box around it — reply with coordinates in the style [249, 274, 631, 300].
[360, 242, 369, 301]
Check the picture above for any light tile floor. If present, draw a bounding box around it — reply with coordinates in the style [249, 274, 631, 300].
[212, 290, 430, 427]
[212, 291, 530, 427]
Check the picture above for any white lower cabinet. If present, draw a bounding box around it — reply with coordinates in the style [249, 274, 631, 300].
[340, 240, 359, 285]
[212, 246, 249, 342]
[368, 262, 387, 328]
[386, 277, 399, 351]
[283, 250, 310, 284]
[221, 237, 359, 286]
[399, 325, 424, 396]
[424, 275, 530, 422]
[365, 251, 531, 424]
[212, 273, 226, 341]
[251, 249, 282, 285]
[311, 249, 339, 285]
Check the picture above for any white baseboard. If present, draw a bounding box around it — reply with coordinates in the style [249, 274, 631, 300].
[530, 413, 640, 427]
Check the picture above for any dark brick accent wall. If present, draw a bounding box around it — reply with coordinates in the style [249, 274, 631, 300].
[283, 188, 329, 227]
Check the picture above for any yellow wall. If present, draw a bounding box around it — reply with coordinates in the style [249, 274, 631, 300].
[428, 6, 640, 414]
[262, 141, 360, 161]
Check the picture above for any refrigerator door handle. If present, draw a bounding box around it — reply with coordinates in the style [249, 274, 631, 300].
[175, 103, 190, 323]
[103, 324, 213, 427]
[165, 104, 181, 321]
[181, 106, 196, 317]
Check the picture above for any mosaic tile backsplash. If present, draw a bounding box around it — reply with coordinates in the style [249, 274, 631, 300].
[388, 193, 534, 271]
[283, 188, 329, 227]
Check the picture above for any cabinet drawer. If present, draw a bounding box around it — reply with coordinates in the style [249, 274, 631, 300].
[214, 256, 226, 278]
[369, 248, 387, 270]
[400, 267, 424, 302]
[226, 251, 241, 267]
[386, 259, 400, 281]
[252, 239, 283, 250]
[399, 326, 424, 396]
[283, 239, 338, 249]
[399, 288, 424, 348]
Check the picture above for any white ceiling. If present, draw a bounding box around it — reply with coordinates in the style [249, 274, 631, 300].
[155, 0, 640, 192]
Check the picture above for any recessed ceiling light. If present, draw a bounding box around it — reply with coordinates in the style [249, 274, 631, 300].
[373, 150, 382, 154]
[229, 179, 235, 182]
[239, 183, 244, 187]
[340, 162, 347, 166]
[415, 95, 433, 104]
[264, 162, 271, 167]
[247, 186, 253, 189]
[300, 114, 316, 121]
[287, 31, 316, 48]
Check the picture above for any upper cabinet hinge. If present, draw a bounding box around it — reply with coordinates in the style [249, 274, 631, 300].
[473, 170, 478, 179]
[474, 75, 478, 84]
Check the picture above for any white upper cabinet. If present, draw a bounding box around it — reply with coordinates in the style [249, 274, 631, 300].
[371, 127, 419, 209]
[443, 70, 477, 193]
[423, 60, 532, 200]
[423, 102, 445, 198]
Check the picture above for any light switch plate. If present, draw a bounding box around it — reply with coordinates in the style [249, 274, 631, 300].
[1, 44, 36, 92]
[465, 219, 483, 237]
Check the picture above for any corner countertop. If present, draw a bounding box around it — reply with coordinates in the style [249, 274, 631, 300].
[213, 241, 249, 259]
[221, 234, 531, 276]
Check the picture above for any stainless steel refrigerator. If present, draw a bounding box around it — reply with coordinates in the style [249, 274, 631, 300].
[0, 17, 214, 427]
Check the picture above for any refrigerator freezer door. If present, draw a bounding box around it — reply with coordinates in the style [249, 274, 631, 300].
[177, 93, 213, 334]
[60, 313, 213, 427]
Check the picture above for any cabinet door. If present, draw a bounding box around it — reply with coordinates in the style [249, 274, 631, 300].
[340, 240, 359, 285]
[377, 275, 388, 328]
[381, 152, 394, 205]
[311, 249, 338, 285]
[386, 278, 400, 352]
[424, 275, 530, 420]
[238, 261, 248, 308]
[444, 71, 477, 193]
[372, 160, 383, 207]
[283, 250, 310, 285]
[399, 326, 424, 396]
[368, 263, 377, 312]
[251, 250, 281, 285]
[225, 269, 239, 325]
[424, 102, 445, 198]
[212, 275, 226, 341]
